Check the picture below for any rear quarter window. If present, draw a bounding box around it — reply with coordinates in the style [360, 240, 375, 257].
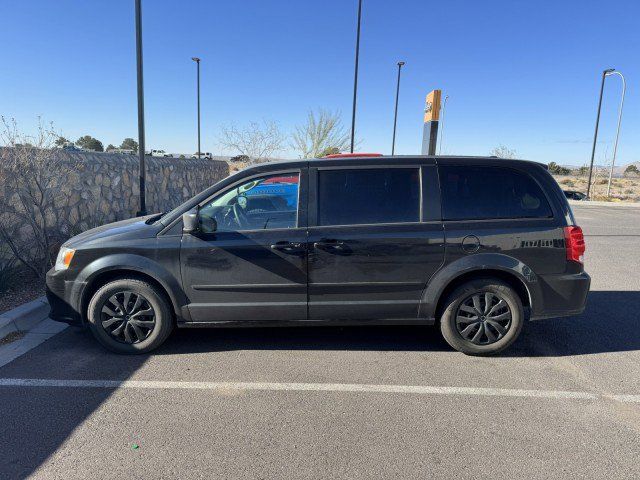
[439, 165, 553, 221]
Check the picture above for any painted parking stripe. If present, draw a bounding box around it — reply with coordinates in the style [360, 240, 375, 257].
[0, 378, 610, 401]
[606, 395, 640, 403]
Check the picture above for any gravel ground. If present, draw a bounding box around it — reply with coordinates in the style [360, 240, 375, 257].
[0, 269, 45, 315]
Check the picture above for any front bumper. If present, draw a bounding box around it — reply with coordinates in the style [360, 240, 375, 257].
[530, 271, 591, 320]
[45, 269, 85, 326]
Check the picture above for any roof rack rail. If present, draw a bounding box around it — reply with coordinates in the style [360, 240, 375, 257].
[323, 153, 383, 158]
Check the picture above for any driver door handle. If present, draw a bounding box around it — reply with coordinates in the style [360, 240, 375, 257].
[270, 241, 304, 252]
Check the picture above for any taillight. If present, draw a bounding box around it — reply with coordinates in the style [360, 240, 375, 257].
[564, 226, 585, 263]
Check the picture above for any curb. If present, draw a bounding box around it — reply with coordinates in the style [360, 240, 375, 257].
[0, 296, 50, 340]
[569, 200, 640, 208]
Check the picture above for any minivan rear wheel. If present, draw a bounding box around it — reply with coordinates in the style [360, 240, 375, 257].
[87, 278, 174, 354]
[439, 278, 523, 355]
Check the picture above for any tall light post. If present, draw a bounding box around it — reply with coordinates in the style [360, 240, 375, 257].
[134, 0, 147, 216]
[350, 0, 363, 153]
[191, 57, 201, 159]
[586, 68, 615, 200]
[605, 70, 626, 197]
[391, 61, 405, 156]
[438, 95, 449, 155]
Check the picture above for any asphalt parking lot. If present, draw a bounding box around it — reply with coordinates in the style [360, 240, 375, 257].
[1, 203, 639, 479]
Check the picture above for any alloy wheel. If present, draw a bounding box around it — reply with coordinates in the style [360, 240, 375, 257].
[100, 291, 156, 344]
[455, 291, 512, 345]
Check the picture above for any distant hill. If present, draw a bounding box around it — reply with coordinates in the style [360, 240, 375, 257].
[616, 161, 640, 175]
[557, 161, 640, 177]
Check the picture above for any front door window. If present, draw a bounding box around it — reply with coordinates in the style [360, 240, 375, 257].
[199, 173, 300, 232]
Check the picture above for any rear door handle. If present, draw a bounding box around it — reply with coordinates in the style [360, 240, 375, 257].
[313, 239, 345, 249]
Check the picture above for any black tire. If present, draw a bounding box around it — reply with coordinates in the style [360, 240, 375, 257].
[87, 278, 174, 354]
[439, 278, 524, 356]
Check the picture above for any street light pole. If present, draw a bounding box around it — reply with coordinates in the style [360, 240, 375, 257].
[391, 61, 405, 156]
[191, 57, 201, 159]
[605, 70, 626, 197]
[586, 68, 615, 200]
[350, 0, 363, 153]
[438, 95, 449, 155]
[134, 0, 147, 216]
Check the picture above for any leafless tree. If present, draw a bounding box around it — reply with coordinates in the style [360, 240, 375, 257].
[218, 120, 286, 164]
[292, 109, 351, 159]
[0, 117, 78, 277]
[490, 145, 518, 159]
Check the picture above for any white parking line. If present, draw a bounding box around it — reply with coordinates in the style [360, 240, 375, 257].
[606, 395, 640, 403]
[0, 377, 622, 402]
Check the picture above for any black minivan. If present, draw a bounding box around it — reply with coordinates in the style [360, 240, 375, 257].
[46, 155, 590, 355]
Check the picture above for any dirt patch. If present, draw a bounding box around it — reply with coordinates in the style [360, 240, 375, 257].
[0, 269, 45, 315]
[554, 174, 640, 202]
[0, 330, 25, 345]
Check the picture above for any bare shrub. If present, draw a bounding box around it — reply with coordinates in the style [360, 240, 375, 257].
[218, 120, 285, 164]
[489, 145, 518, 159]
[292, 109, 351, 159]
[0, 117, 78, 277]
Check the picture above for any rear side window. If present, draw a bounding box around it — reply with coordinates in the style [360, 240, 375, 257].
[318, 168, 420, 226]
[439, 166, 553, 220]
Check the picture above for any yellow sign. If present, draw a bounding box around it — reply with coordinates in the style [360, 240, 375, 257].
[424, 90, 442, 122]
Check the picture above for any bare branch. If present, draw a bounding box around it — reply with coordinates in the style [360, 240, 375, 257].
[0, 117, 78, 277]
[489, 145, 518, 159]
[218, 120, 285, 164]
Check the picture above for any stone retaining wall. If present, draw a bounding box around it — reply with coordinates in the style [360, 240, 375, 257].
[0, 150, 229, 264]
[53, 151, 229, 231]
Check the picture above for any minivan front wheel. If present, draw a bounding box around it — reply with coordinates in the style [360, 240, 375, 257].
[440, 279, 523, 355]
[87, 278, 174, 354]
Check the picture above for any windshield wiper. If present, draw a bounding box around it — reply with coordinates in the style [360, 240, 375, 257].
[145, 212, 166, 224]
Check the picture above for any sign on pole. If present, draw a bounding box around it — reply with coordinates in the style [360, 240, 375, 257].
[421, 89, 442, 155]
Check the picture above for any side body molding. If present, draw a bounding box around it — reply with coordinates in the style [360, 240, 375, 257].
[419, 253, 539, 320]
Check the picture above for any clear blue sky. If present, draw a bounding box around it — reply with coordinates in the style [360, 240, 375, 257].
[0, 0, 637, 165]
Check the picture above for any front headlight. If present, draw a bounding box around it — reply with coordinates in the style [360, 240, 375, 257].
[54, 247, 76, 271]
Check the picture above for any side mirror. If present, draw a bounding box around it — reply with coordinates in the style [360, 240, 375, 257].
[182, 208, 200, 234]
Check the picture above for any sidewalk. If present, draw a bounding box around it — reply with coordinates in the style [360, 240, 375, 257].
[569, 199, 640, 208]
[0, 296, 67, 368]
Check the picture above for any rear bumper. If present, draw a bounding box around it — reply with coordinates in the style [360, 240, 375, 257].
[45, 269, 85, 326]
[530, 271, 590, 320]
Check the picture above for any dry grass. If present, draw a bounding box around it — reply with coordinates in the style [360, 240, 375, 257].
[228, 160, 251, 173]
[553, 174, 640, 202]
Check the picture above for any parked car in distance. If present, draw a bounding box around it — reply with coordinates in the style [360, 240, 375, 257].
[191, 152, 213, 160]
[229, 154, 251, 164]
[147, 149, 171, 157]
[563, 190, 587, 201]
[46, 155, 590, 355]
[58, 142, 81, 151]
[109, 149, 135, 155]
